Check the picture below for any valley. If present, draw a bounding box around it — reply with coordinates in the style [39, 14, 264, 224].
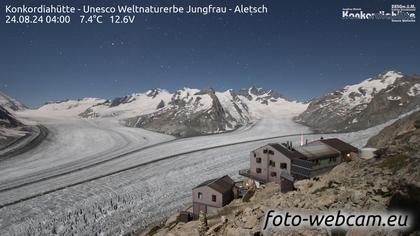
[0, 96, 312, 235]
[0, 71, 419, 235]
[0, 111, 388, 235]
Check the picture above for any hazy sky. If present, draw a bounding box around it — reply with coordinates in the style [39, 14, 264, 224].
[1, 0, 419, 107]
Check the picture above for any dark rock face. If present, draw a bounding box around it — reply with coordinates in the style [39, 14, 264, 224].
[0, 93, 30, 148]
[109, 96, 134, 107]
[295, 71, 420, 133]
[147, 88, 161, 98]
[229, 90, 249, 120]
[0, 105, 23, 148]
[0, 105, 22, 128]
[156, 100, 165, 109]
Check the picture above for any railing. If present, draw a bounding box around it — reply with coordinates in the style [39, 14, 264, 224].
[292, 158, 313, 168]
[291, 165, 311, 178]
[238, 169, 267, 183]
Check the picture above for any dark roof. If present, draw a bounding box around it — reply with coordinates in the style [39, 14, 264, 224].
[295, 144, 340, 160]
[267, 143, 306, 159]
[320, 138, 358, 152]
[194, 175, 234, 194]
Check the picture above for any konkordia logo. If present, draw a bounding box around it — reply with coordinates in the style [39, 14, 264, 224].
[342, 4, 415, 22]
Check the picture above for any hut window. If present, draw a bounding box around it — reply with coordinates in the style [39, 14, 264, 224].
[263, 149, 268, 154]
[256, 157, 261, 163]
[269, 160, 275, 167]
[268, 150, 274, 155]
[212, 195, 217, 202]
[329, 157, 337, 163]
[256, 168, 262, 173]
[280, 163, 287, 169]
[198, 192, 202, 199]
[253, 152, 256, 157]
[271, 172, 277, 177]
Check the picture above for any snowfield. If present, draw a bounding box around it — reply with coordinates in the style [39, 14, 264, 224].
[0, 98, 401, 235]
[0, 112, 174, 185]
[339, 70, 403, 110]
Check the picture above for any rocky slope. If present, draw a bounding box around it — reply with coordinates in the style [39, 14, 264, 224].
[0, 92, 26, 112]
[0, 105, 22, 128]
[295, 71, 420, 133]
[0, 92, 44, 153]
[118, 87, 303, 137]
[39, 86, 305, 137]
[366, 109, 420, 156]
[124, 88, 246, 137]
[143, 116, 420, 236]
[0, 104, 28, 150]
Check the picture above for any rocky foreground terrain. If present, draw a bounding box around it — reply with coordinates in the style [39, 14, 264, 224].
[141, 111, 420, 236]
[366, 109, 420, 150]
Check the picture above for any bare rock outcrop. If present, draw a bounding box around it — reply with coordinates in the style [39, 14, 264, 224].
[144, 154, 420, 236]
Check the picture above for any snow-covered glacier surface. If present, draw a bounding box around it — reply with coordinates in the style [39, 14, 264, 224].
[0, 103, 388, 235]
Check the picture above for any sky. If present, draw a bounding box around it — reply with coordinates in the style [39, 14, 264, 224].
[0, 0, 419, 107]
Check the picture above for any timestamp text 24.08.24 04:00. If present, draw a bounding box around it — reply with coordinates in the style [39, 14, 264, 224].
[4, 15, 136, 24]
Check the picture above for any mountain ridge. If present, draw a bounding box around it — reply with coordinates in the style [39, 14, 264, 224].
[295, 70, 420, 133]
[77, 86, 304, 137]
[5, 70, 419, 137]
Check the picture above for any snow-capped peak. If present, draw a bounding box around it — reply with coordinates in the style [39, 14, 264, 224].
[296, 70, 420, 133]
[237, 86, 288, 105]
[339, 71, 404, 110]
[146, 88, 169, 98]
[176, 87, 201, 96]
[380, 70, 403, 80]
[30, 86, 307, 133]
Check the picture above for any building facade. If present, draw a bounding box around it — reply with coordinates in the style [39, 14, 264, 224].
[242, 138, 359, 182]
[249, 143, 304, 184]
[192, 175, 235, 216]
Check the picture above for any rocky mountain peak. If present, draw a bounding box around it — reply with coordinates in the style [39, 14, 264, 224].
[146, 88, 165, 98]
[237, 86, 286, 104]
[36, 86, 305, 137]
[295, 71, 420, 133]
[376, 70, 403, 80]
